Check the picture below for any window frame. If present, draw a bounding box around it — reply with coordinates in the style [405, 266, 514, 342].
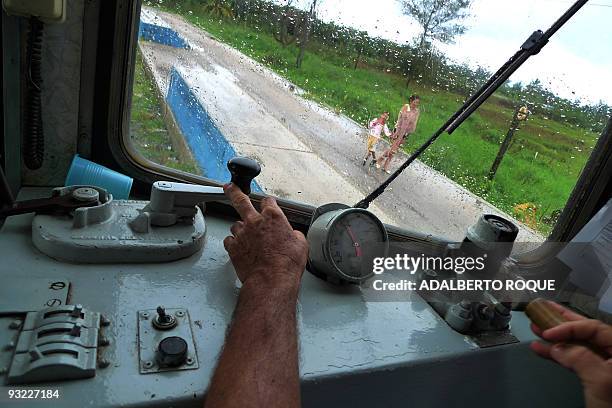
[91, 0, 612, 254]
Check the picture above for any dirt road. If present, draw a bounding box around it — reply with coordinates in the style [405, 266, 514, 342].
[141, 9, 542, 243]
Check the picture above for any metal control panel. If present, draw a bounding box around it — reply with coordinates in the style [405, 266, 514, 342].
[0, 189, 584, 407]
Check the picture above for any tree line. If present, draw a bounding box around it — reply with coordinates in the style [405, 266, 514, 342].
[151, 0, 611, 132]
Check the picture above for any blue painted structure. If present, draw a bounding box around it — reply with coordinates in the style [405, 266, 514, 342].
[166, 68, 263, 193]
[139, 21, 190, 49]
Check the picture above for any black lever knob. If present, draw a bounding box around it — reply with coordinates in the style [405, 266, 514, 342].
[228, 157, 261, 195]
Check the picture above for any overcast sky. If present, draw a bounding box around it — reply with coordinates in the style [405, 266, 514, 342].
[289, 0, 612, 105]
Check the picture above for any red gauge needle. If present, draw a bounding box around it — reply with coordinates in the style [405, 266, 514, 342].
[345, 225, 363, 257]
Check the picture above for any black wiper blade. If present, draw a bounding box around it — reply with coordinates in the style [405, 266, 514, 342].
[355, 0, 590, 210]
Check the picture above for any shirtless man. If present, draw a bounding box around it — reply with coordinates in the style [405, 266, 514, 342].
[378, 95, 421, 174]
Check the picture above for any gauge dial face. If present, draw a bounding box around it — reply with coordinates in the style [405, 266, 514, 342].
[328, 210, 387, 280]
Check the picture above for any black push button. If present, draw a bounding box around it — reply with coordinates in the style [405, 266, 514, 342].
[157, 336, 188, 367]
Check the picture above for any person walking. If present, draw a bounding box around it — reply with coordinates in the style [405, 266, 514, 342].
[363, 111, 391, 167]
[377, 95, 421, 174]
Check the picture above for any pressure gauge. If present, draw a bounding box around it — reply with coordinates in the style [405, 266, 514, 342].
[307, 204, 389, 284]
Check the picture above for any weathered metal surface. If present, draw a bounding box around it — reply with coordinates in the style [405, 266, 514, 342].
[0, 189, 582, 407]
[0, 278, 70, 315]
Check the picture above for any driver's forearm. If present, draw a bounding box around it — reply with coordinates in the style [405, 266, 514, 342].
[204, 278, 301, 408]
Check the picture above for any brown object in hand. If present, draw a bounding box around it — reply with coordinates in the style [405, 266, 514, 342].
[526, 299, 609, 359]
[525, 298, 569, 330]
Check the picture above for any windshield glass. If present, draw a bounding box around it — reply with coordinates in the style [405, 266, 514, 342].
[129, 0, 611, 242]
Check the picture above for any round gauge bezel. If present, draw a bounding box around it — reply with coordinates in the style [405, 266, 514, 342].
[324, 208, 389, 283]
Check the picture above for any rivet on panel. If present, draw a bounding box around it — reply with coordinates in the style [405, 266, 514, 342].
[70, 323, 82, 336]
[9, 320, 22, 330]
[71, 304, 84, 318]
[100, 315, 111, 327]
[29, 348, 43, 362]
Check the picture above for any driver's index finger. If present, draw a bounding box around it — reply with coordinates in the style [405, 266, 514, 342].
[224, 183, 259, 221]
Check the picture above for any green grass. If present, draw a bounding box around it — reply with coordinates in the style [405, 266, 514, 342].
[138, 5, 602, 235]
[130, 49, 201, 175]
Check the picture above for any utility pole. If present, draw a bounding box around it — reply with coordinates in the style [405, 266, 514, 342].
[488, 105, 529, 181]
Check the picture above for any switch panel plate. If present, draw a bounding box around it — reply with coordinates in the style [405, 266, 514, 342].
[7, 305, 102, 384]
[137, 308, 199, 374]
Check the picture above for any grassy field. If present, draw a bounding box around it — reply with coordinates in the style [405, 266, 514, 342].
[138, 5, 602, 235]
[130, 49, 201, 175]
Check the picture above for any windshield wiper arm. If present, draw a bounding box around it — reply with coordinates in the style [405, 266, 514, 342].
[355, 0, 590, 210]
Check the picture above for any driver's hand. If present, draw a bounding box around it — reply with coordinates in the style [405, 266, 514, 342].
[530, 301, 612, 408]
[223, 183, 308, 291]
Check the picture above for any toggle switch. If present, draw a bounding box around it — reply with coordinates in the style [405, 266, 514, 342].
[152, 306, 177, 330]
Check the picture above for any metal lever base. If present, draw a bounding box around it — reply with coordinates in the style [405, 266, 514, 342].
[130, 182, 225, 231]
[33, 199, 207, 264]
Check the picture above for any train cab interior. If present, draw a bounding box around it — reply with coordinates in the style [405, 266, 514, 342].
[0, 0, 611, 406]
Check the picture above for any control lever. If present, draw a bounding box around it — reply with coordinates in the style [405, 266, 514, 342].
[228, 157, 261, 195]
[0, 156, 260, 229]
[0, 166, 100, 218]
[0, 186, 99, 218]
[131, 157, 261, 230]
[25, 159, 261, 262]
